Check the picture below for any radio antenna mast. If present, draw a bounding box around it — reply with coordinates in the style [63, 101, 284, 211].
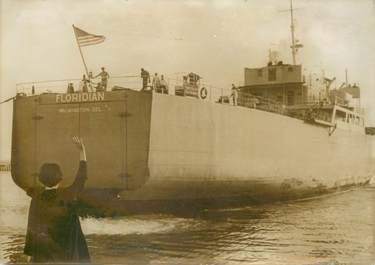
[289, 0, 303, 65]
[290, 0, 296, 64]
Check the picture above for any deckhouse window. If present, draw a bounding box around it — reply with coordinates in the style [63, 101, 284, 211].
[268, 68, 276, 81]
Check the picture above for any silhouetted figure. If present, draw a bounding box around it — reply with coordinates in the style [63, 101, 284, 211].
[81, 75, 89, 93]
[160, 75, 168, 94]
[88, 72, 94, 92]
[67, 83, 74, 93]
[183, 76, 188, 86]
[152, 73, 161, 92]
[95, 67, 109, 91]
[141, 68, 150, 90]
[31, 85, 35, 95]
[231, 84, 238, 106]
[24, 137, 90, 263]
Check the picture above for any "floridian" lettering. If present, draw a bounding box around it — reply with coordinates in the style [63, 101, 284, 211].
[56, 92, 105, 103]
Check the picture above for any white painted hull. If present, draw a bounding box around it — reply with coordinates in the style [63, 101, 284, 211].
[120, 93, 375, 202]
[11, 91, 375, 210]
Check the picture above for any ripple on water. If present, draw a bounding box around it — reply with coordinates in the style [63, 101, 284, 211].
[0, 172, 374, 265]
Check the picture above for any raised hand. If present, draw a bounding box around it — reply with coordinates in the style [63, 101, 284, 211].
[72, 136, 84, 149]
[72, 136, 87, 161]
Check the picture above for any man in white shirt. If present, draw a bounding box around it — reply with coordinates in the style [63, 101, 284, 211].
[95, 67, 110, 91]
[160, 75, 168, 94]
[152, 73, 161, 92]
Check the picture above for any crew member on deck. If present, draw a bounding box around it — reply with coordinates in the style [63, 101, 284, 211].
[183, 76, 188, 87]
[231, 84, 238, 106]
[160, 75, 168, 94]
[152, 73, 161, 92]
[81, 75, 89, 93]
[88, 72, 94, 92]
[24, 137, 90, 263]
[67, 83, 74, 94]
[141, 68, 150, 90]
[95, 67, 110, 91]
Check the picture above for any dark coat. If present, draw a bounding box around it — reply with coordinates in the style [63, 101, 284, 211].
[24, 161, 90, 263]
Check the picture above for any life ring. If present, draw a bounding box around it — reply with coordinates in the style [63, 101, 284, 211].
[200, 87, 208, 99]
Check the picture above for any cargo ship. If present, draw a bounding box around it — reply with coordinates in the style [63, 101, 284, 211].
[10, 3, 375, 214]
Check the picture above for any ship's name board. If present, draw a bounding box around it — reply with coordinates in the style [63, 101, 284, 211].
[56, 92, 105, 103]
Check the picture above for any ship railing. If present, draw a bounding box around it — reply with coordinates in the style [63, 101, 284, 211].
[15, 75, 144, 96]
[13, 74, 185, 94]
[237, 92, 286, 115]
[16, 77, 357, 121]
[15, 73, 236, 103]
[287, 100, 355, 112]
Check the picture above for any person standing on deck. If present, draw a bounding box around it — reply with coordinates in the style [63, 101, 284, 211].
[81, 75, 89, 93]
[152, 73, 161, 92]
[24, 137, 90, 263]
[67, 83, 74, 93]
[95, 67, 110, 91]
[231, 84, 238, 106]
[160, 75, 168, 94]
[141, 68, 150, 90]
[88, 71, 94, 92]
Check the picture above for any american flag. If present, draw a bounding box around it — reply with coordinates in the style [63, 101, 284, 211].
[73, 25, 105, 47]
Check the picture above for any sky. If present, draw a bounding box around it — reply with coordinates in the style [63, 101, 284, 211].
[1, 0, 375, 160]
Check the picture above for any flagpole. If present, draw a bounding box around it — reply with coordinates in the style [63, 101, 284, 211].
[72, 24, 92, 91]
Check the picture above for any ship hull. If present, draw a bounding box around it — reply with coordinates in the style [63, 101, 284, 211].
[120, 93, 374, 201]
[11, 90, 375, 213]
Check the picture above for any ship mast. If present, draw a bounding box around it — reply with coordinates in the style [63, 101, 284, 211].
[290, 0, 297, 65]
[289, 0, 303, 65]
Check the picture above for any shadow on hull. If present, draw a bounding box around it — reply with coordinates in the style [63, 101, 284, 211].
[76, 181, 370, 218]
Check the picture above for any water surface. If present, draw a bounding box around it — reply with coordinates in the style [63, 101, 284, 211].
[1, 172, 374, 264]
